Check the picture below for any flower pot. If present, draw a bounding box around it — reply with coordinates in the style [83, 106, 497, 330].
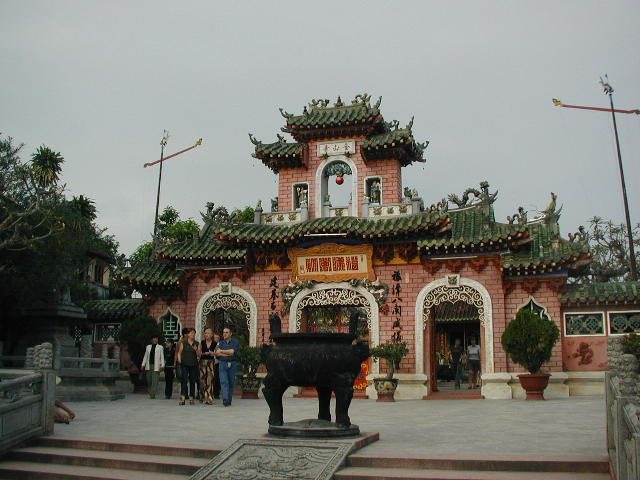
[240, 375, 262, 399]
[373, 378, 398, 402]
[517, 373, 550, 400]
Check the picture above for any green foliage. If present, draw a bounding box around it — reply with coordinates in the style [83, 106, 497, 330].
[119, 315, 163, 367]
[238, 345, 264, 377]
[236, 206, 254, 223]
[31, 146, 64, 188]
[370, 341, 409, 380]
[621, 333, 640, 357]
[129, 242, 154, 266]
[578, 216, 640, 283]
[501, 309, 560, 374]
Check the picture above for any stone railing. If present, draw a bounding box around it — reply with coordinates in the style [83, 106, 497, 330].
[0, 343, 56, 454]
[328, 206, 352, 217]
[363, 197, 422, 219]
[256, 206, 309, 225]
[606, 337, 640, 480]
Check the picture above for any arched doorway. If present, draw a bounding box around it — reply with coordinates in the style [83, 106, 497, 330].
[195, 285, 257, 345]
[414, 275, 493, 394]
[315, 156, 358, 217]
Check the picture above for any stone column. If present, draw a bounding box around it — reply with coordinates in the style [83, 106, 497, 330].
[361, 198, 369, 218]
[608, 336, 624, 375]
[254, 204, 263, 224]
[300, 205, 309, 221]
[619, 354, 639, 397]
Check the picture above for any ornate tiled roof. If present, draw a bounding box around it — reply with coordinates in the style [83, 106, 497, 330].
[561, 281, 640, 306]
[83, 298, 148, 321]
[157, 241, 247, 263]
[249, 134, 306, 173]
[417, 208, 529, 251]
[209, 212, 448, 245]
[281, 94, 385, 141]
[501, 222, 590, 274]
[115, 262, 183, 290]
[361, 126, 428, 166]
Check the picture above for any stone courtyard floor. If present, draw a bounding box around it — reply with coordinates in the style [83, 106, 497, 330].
[53, 393, 606, 458]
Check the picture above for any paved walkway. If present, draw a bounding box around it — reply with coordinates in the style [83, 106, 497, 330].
[53, 393, 606, 458]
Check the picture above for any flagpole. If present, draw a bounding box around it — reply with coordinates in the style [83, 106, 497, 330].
[152, 131, 169, 246]
[602, 78, 638, 280]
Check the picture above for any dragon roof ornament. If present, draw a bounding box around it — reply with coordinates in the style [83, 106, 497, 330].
[448, 181, 498, 208]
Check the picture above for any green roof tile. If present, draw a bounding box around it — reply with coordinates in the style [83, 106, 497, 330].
[561, 281, 640, 306]
[361, 128, 428, 166]
[250, 134, 306, 172]
[157, 241, 246, 263]
[115, 262, 182, 288]
[210, 211, 447, 244]
[83, 299, 148, 321]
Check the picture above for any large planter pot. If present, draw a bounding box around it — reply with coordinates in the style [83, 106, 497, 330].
[240, 375, 262, 399]
[517, 373, 550, 400]
[373, 378, 398, 402]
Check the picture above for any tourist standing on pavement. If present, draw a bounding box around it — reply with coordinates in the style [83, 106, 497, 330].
[467, 337, 481, 389]
[141, 335, 165, 399]
[199, 327, 217, 405]
[450, 338, 465, 390]
[176, 328, 200, 405]
[215, 327, 240, 406]
[212, 333, 221, 399]
[163, 338, 176, 399]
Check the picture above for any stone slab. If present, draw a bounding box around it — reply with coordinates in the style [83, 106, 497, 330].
[189, 438, 353, 480]
[268, 418, 360, 438]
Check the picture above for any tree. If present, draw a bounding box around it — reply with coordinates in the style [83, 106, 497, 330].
[579, 216, 640, 283]
[0, 136, 65, 255]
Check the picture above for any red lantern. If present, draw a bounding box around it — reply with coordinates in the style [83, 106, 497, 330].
[335, 175, 344, 185]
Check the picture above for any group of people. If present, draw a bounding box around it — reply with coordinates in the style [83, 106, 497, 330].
[140, 326, 241, 407]
[449, 337, 481, 390]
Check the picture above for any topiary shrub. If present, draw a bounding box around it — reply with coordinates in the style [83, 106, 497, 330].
[119, 315, 163, 368]
[501, 309, 559, 374]
[370, 341, 409, 380]
[621, 333, 640, 357]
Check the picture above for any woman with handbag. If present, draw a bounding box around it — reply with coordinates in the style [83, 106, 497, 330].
[176, 328, 200, 405]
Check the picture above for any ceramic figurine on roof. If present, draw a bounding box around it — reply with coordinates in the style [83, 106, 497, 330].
[113, 94, 640, 403]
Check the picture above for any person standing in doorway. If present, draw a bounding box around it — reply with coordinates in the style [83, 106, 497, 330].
[163, 338, 176, 399]
[215, 327, 240, 406]
[467, 337, 481, 389]
[176, 328, 200, 405]
[212, 333, 221, 399]
[141, 335, 165, 399]
[450, 338, 465, 390]
[199, 327, 217, 405]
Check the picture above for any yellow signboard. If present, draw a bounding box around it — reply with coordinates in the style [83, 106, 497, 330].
[288, 243, 375, 283]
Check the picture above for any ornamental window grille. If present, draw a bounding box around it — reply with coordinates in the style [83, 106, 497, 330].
[564, 313, 605, 336]
[519, 299, 550, 322]
[94, 323, 121, 343]
[608, 311, 640, 335]
[295, 288, 372, 332]
[160, 310, 181, 341]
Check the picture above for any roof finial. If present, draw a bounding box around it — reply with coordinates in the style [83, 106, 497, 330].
[248, 133, 262, 146]
[276, 134, 286, 143]
[406, 116, 414, 131]
[335, 96, 344, 107]
[374, 96, 382, 109]
[279, 108, 293, 119]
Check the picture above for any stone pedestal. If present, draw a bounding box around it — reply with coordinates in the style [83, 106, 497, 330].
[481, 373, 512, 399]
[365, 373, 428, 399]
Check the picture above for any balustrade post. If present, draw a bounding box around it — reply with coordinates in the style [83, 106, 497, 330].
[39, 369, 56, 435]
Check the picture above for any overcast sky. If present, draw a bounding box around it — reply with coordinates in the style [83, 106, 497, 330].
[2, 1, 639, 256]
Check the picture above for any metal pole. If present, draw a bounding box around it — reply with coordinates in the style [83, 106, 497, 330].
[152, 132, 168, 245]
[606, 88, 638, 280]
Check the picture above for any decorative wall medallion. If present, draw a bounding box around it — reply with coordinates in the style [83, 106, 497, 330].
[219, 282, 231, 295]
[447, 274, 459, 287]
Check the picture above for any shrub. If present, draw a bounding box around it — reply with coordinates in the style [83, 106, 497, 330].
[119, 315, 163, 367]
[370, 341, 409, 380]
[621, 333, 640, 357]
[501, 309, 559, 374]
[238, 345, 264, 377]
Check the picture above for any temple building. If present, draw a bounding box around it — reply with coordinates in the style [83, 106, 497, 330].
[116, 94, 640, 399]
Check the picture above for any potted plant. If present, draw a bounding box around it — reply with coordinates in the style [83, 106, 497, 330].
[119, 315, 163, 393]
[369, 341, 409, 402]
[238, 345, 264, 399]
[501, 309, 560, 400]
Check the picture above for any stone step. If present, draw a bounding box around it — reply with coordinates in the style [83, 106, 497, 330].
[335, 466, 611, 480]
[347, 455, 610, 473]
[6, 446, 208, 475]
[0, 461, 189, 480]
[33, 436, 220, 458]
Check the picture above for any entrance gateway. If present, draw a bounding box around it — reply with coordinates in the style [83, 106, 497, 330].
[117, 93, 624, 400]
